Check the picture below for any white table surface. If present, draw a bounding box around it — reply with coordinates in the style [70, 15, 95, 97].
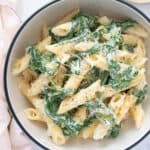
[16, 0, 150, 149]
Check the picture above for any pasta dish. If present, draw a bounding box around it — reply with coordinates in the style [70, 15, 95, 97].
[13, 8, 148, 145]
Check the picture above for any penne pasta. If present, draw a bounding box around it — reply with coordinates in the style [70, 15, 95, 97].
[42, 24, 49, 39]
[52, 22, 72, 37]
[79, 121, 99, 139]
[124, 24, 148, 38]
[130, 104, 144, 128]
[64, 59, 91, 89]
[25, 108, 44, 122]
[12, 54, 31, 75]
[58, 80, 101, 114]
[28, 74, 49, 96]
[73, 106, 88, 124]
[36, 36, 51, 52]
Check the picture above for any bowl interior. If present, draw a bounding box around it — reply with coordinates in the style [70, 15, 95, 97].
[5, 0, 150, 150]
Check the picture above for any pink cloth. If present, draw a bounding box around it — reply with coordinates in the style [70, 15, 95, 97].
[0, 0, 33, 150]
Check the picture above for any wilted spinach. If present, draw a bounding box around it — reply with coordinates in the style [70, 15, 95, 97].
[65, 55, 82, 75]
[132, 84, 148, 105]
[42, 86, 94, 136]
[107, 124, 121, 138]
[85, 99, 116, 126]
[109, 66, 138, 90]
[122, 44, 135, 53]
[110, 20, 136, 31]
[79, 67, 109, 89]
[27, 46, 60, 75]
[102, 25, 123, 54]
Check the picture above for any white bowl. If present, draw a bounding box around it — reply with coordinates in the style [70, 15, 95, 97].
[4, 0, 150, 149]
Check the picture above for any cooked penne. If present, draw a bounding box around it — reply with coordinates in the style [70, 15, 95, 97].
[110, 94, 136, 123]
[22, 69, 36, 83]
[58, 80, 101, 114]
[25, 108, 44, 122]
[79, 121, 99, 139]
[64, 59, 90, 89]
[52, 65, 67, 87]
[28, 74, 49, 96]
[73, 106, 87, 124]
[45, 43, 75, 63]
[13, 54, 31, 75]
[52, 22, 72, 37]
[36, 36, 51, 52]
[42, 24, 49, 39]
[130, 104, 144, 128]
[93, 123, 110, 140]
[74, 41, 95, 52]
[99, 16, 111, 25]
[122, 34, 141, 45]
[124, 24, 148, 38]
[46, 117, 68, 145]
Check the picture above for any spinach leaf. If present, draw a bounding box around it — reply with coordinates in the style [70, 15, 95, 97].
[119, 21, 136, 31]
[79, 67, 109, 89]
[73, 13, 99, 35]
[45, 101, 82, 136]
[41, 86, 74, 113]
[111, 20, 136, 31]
[85, 99, 116, 126]
[65, 55, 82, 75]
[122, 44, 135, 53]
[132, 85, 148, 105]
[102, 25, 123, 54]
[109, 66, 138, 90]
[108, 124, 121, 138]
[108, 60, 120, 78]
[42, 86, 94, 137]
[27, 46, 60, 75]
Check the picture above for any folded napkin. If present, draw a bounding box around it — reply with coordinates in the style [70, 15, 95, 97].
[0, 0, 33, 149]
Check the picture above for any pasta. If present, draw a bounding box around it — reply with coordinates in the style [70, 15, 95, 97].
[130, 104, 144, 128]
[52, 65, 67, 87]
[13, 9, 148, 145]
[25, 108, 44, 122]
[28, 74, 49, 96]
[110, 93, 136, 123]
[124, 24, 148, 38]
[45, 43, 75, 63]
[58, 80, 101, 114]
[36, 36, 51, 52]
[13, 54, 31, 75]
[52, 22, 72, 36]
[64, 59, 90, 89]
[73, 106, 87, 124]
[93, 123, 110, 140]
[79, 121, 99, 139]
[42, 24, 49, 39]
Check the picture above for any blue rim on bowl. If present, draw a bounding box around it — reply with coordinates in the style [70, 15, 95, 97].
[3, 0, 150, 149]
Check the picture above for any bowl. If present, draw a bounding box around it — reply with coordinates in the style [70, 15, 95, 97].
[3, 0, 150, 149]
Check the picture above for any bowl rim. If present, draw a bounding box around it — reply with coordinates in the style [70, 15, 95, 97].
[3, 0, 150, 149]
